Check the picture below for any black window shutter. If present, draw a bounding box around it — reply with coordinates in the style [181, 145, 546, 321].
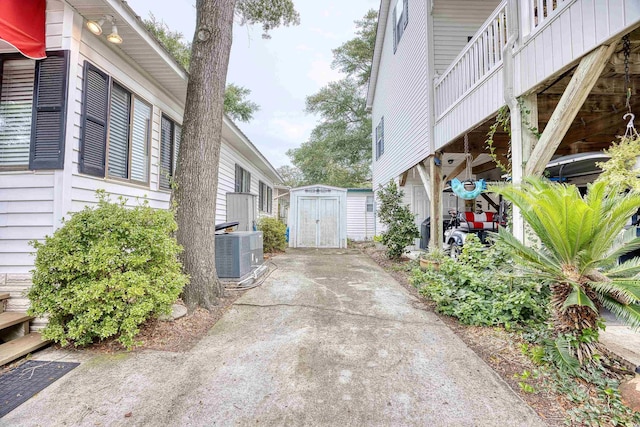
[79, 62, 109, 177]
[159, 116, 173, 190]
[29, 51, 69, 170]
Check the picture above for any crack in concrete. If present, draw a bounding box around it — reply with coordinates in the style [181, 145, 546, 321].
[234, 302, 446, 327]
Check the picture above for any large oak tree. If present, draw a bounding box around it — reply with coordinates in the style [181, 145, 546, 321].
[175, 0, 299, 309]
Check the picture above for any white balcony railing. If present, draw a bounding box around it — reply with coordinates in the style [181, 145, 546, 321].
[522, 0, 573, 37]
[434, 0, 508, 119]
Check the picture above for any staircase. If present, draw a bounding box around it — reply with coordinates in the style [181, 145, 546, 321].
[0, 293, 49, 366]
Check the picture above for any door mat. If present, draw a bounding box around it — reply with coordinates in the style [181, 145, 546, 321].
[0, 360, 79, 417]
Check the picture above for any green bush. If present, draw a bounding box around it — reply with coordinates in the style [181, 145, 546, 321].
[411, 234, 548, 328]
[28, 191, 188, 349]
[377, 181, 420, 259]
[258, 217, 287, 253]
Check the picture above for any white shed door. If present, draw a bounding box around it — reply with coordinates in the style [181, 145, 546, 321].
[296, 197, 340, 248]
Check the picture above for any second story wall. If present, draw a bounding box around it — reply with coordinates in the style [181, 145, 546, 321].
[371, 0, 430, 189]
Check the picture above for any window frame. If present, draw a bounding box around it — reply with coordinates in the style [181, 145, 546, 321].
[375, 117, 384, 160]
[258, 180, 273, 213]
[393, 0, 409, 52]
[235, 164, 251, 193]
[0, 53, 36, 171]
[366, 195, 374, 213]
[159, 114, 182, 191]
[104, 80, 152, 186]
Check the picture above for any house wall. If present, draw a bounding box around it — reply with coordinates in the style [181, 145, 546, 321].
[371, 0, 430, 190]
[0, 3, 279, 317]
[346, 192, 375, 241]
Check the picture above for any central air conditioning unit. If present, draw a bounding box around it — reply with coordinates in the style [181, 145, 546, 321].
[215, 231, 264, 279]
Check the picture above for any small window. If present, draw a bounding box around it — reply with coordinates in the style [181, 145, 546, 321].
[0, 58, 35, 168]
[258, 180, 273, 213]
[393, 0, 408, 52]
[235, 164, 251, 192]
[375, 117, 384, 160]
[366, 196, 374, 213]
[159, 115, 181, 190]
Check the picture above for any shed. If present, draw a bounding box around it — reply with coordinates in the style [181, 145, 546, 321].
[288, 185, 347, 248]
[346, 189, 376, 241]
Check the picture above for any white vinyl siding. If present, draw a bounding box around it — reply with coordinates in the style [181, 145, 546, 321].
[347, 192, 376, 241]
[0, 59, 35, 168]
[433, 0, 502, 75]
[371, 0, 429, 189]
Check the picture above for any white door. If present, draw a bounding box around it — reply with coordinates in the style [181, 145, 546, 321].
[296, 197, 340, 248]
[413, 186, 429, 246]
[297, 198, 317, 247]
[318, 198, 339, 247]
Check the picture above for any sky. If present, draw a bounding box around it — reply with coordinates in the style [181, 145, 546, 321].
[126, 0, 379, 168]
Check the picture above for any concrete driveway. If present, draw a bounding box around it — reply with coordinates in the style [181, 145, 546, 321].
[1, 249, 545, 426]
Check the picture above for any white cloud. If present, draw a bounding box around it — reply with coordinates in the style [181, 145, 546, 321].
[309, 27, 339, 40]
[266, 113, 316, 144]
[307, 57, 343, 87]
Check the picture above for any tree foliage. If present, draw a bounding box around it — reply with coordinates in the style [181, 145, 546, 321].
[143, 13, 259, 123]
[276, 165, 303, 187]
[235, 0, 300, 38]
[288, 9, 376, 188]
[595, 135, 640, 192]
[224, 83, 260, 122]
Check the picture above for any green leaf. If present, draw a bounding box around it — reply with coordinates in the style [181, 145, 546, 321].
[562, 286, 598, 314]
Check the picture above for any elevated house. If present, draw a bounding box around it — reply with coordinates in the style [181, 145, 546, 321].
[368, 0, 640, 246]
[0, 0, 281, 363]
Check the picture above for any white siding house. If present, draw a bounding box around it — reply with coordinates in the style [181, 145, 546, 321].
[368, 0, 640, 247]
[0, 0, 281, 318]
[346, 189, 376, 241]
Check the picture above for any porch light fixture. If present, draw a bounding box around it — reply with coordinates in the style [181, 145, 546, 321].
[107, 24, 122, 44]
[86, 18, 105, 35]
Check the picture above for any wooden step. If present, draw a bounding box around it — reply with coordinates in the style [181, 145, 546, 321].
[0, 293, 9, 302]
[0, 332, 50, 366]
[0, 312, 33, 331]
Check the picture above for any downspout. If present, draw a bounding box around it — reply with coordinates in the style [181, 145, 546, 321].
[502, 0, 526, 242]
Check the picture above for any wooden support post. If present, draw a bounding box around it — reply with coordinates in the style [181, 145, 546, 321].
[429, 156, 443, 249]
[416, 161, 432, 201]
[525, 43, 617, 176]
[399, 171, 408, 187]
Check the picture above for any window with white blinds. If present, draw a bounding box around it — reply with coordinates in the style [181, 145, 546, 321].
[131, 98, 151, 182]
[0, 59, 35, 167]
[101, 80, 151, 184]
[108, 83, 130, 179]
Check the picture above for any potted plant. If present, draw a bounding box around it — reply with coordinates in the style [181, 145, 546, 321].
[419, 247, 446, 270]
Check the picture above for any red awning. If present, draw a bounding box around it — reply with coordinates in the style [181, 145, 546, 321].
[0, 0, 46, 60]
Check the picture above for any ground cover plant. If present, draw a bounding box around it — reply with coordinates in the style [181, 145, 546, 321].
[28, 191, 188, 349]
[411, 234, 549, 328]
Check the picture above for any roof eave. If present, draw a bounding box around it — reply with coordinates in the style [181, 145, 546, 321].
[366, 0, 391, 109]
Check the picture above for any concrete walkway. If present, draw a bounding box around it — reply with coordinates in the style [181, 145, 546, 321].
[1, 249, 545, 426]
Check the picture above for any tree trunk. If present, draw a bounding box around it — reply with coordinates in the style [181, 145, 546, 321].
[174, 0, 236, 310]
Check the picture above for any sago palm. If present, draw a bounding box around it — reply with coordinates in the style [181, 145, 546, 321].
[491, 177, 640, 364]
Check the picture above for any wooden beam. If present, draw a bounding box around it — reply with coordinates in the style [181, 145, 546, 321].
[429, 157, 443, 249]
[399, 171, 408, 187]
[526, 43, 618, 176]
[416, 161, 432, 201]
[443, 159, 468, 181]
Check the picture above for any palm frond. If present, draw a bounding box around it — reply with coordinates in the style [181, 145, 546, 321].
[589, 278, 640, 304]
[599, 295, 640, 330]
[607, 256, 640, 278]
[562, 285, 598, 314]
[546, 335, 581, 374]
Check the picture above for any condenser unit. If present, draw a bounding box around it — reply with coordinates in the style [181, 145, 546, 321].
[215, 231, 264, 279]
